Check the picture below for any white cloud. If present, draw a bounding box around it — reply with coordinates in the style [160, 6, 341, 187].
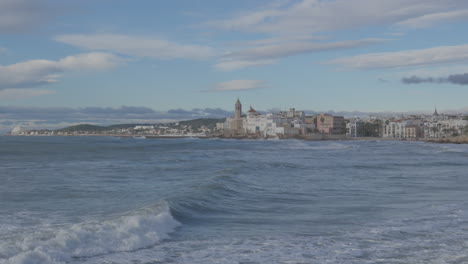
[226, 38, 386, 60]
[55, 34, 216, 60]
[214, 59, 276, 71]
[215, 38, 384, 71]
[0, 89, 55, 100]
[58, 52, 123, 71]
[209, 80, 268, 92]
[0, 52, 122, 90]
[396, 10, 468, 29]
[204, 0, 468, 72]
[239, 35, 328, 46]
[206, 0, 468, 35]
[327, 44, 468, 70]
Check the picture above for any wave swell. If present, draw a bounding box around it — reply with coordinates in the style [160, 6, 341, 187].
[0, 201, 180, 264]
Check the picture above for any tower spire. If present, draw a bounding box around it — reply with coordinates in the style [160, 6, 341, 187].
[235, 98, 242, 119]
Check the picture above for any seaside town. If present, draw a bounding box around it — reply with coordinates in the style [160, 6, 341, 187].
[8, 99, 468, 142]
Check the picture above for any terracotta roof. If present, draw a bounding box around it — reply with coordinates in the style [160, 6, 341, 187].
[248, 106, 260, 115]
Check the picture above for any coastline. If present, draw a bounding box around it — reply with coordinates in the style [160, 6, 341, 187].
[422, 136, 468, 144]
[5, 133, 468, 144]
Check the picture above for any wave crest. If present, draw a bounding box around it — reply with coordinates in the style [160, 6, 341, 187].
[1, 201, 180, 264]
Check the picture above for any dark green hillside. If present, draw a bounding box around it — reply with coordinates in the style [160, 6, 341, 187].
[54, 118, 225, 133]
[106, 124, 145, 130]
[55, 124, 108, 132]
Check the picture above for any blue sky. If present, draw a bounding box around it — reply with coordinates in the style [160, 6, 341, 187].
[2, 0, 468, 129]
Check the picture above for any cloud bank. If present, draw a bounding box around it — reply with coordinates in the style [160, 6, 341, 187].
[206, 0, 468, 34]
[0, 89, 55, 100]
[328, 44, 468, 70]
[216, 38, 384, 71]
[0, 106, 232, 127]
[402, 73, 468, 85]
[0, 106, 234, 133]
[396, 9, 468, 29]
[205, 0, 468, 71]
[225, 38, 386, 61]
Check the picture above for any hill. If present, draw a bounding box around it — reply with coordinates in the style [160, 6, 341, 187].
[175, 118, 225, 129]
[54, 118, 225, 133]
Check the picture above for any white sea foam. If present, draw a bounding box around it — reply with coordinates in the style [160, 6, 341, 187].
[74, 205, 468, 264]
[0, 201, 180, 264]
[437, 144, 468, 153]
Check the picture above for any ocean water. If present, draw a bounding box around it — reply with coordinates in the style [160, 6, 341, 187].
[1, 136, 468, 264]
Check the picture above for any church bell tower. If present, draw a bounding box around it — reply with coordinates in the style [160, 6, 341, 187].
[235, 98, 242, 119]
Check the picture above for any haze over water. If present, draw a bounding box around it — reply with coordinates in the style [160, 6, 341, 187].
[1, 136, 468, 264]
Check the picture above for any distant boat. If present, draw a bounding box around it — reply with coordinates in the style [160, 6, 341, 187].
[133, 136, 146, 139]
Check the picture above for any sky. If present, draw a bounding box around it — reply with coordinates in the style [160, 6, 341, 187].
[2, 0, 468, 130]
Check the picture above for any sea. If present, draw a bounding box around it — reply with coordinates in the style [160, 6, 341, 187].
[1, 136, 468, 264]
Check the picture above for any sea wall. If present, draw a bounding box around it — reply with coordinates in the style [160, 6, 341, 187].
[424, 136, 468, 144]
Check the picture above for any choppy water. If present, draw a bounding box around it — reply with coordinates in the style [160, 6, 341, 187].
[1, 136, 468, 264]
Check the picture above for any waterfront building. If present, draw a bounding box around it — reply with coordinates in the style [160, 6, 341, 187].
[223, 98, 245, 136]
[404, 125, 423, 138]
[244, 108, 287, 136]
[432, 107, 439, 122]
[383, 120, 423, 138]
[423, 118, 467, 138]
[346, 119, 364, 137]
[383, 121, 403, 138]
[221, 99, 352, 137]
[230, 98, 244, 133]
[134, 125, 155, 130]
[316, 113, 345, 134]
[216, 122, 224, 130]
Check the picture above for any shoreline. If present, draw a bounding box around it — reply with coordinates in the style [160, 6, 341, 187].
[6, 133, 468, 144]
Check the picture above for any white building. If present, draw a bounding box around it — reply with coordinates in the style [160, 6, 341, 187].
[346, 119, 364, 137]
[383, 120, 422, 138]
[423, 118, 467, 138]
[134, 125, 155, 130]
[221, 99, 315, 137]
[244, 107, 285, 136]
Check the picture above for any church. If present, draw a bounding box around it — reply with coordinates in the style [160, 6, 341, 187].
[220, 99, 291, 137]
[221, 98, 245, 136]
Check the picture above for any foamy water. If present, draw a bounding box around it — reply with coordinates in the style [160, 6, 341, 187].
[0, 202, 179, 264]
[1, 136, 468, 263]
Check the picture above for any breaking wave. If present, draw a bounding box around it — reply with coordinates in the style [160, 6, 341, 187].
[67, 204, 468, 264]
[0, 201, 180, 264]
[436, 144, 468, 154]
